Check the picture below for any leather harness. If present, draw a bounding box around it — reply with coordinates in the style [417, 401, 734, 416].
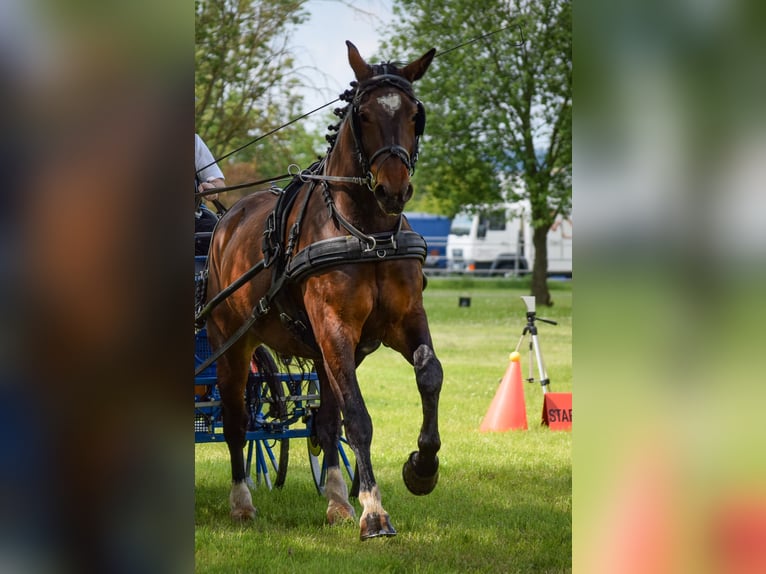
[194, 73, 428, 375]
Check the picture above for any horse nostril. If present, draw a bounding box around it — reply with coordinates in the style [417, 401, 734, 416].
[404, 183, 414, 203]
[372, 184, 406, 215]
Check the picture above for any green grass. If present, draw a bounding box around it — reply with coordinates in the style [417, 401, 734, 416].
[196, 279, 572, 573]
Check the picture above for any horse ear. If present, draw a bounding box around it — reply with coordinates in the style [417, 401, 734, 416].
[402, 48, 436, 82]
[346, 41, 373, 82]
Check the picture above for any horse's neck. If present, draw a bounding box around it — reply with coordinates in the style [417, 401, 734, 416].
[323, 135, 395, 234]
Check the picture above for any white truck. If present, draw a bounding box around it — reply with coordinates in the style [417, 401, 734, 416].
[447, 202, 572, 276]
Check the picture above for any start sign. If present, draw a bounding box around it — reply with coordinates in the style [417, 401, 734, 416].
[542, 392, 572, 431]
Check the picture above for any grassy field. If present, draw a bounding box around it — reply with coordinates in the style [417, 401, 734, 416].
[196, 278, 572, 573]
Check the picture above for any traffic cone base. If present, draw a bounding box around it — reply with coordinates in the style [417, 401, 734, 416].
[480, 352, 528, 432]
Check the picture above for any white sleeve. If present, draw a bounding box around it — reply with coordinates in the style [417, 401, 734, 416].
[195, 134, 225, 182]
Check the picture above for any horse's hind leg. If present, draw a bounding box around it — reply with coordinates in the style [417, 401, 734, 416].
[215, 342, 257, 520]
[402, 343, 443, 495]
[314, 362, 355, 524]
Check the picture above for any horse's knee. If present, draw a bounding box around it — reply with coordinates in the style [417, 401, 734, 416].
[414, 344, 442, 395]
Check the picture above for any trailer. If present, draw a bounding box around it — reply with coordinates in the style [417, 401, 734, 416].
[446, 202, 572, 277]
[403, 212, 451, 269]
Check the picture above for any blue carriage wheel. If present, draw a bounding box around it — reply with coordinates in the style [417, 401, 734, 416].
[246, 437, 289, 490]
[244, 346, 290, 489]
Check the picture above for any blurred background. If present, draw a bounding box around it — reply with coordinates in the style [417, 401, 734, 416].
[575, 0, 766, 571]
[1, 0, 192, 572]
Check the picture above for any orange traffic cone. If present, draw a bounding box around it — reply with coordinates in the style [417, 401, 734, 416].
[480, 351, 528, 431]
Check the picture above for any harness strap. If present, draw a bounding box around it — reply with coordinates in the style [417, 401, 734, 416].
[285, 230, 426, 282]
[193, 230, 427, 376]
[195, 261, 292, 375]
[194, 260, 265, 329]
[194, 304, 263, 376]
[369, 145, 412, 172]
[284, 177, 315, 262]
[320, 181, 404, 249]
[292, 163, 372, 189]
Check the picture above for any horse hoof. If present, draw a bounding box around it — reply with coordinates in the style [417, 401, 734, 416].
[402, 451, 439, 495]
[360, 512, 397, 540]
[327, 501, 356, 525]
[230, 506, 257, 521]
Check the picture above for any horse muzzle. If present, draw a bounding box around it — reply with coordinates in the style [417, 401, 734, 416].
[373, 182, 413, 216]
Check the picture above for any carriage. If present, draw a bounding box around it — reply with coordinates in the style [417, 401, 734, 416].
[194, 41, 442, 541]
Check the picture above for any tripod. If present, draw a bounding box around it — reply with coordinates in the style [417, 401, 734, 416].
[513, 296, 557, 394]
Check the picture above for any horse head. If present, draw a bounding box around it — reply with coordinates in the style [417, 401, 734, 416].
[344, 41, 435, 216]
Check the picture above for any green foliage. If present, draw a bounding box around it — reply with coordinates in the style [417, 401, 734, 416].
[382, 0, 571, 304]
[196, 281, 572, 572]
[384, 0, 571, 221]
[195, 0, 324, 177]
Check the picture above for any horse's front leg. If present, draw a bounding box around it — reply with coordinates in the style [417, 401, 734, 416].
[398, 321, 443, 495]
[328, 348, 396, 539]
[339, 369, 396, 540]
[312, 324, 396, 539]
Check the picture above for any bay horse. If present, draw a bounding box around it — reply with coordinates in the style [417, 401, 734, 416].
[204, 41, 441, 540]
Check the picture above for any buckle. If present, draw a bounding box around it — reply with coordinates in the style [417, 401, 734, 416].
[362, 235, 377, 252]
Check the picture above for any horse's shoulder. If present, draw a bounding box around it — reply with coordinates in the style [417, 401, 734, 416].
[239, 189, 279, 211]
[222, 192, 277, 226]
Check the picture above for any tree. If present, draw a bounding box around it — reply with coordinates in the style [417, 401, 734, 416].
[195, 0, 324, 197]
[384, 0, 571, 305]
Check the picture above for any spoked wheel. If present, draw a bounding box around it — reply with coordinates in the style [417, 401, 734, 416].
[246, 437, 288, 490]
[245, 346, 289, 490]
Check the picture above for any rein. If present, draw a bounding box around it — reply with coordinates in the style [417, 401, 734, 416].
[289, 163, 373, 190]
[195, 172, 290, 199]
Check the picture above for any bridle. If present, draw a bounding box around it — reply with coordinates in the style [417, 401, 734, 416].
[291, 73, 427, 193]
[346, 73, 426, 184]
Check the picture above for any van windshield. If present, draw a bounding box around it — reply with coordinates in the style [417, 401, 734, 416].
[450, 213, 473, 236]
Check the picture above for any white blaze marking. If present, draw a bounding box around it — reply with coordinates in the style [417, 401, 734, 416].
[377, 92, 402, 117]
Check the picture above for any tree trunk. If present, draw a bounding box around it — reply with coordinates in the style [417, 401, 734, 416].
[531, 224, 552, 306]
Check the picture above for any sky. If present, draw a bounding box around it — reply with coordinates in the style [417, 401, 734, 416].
[290, 0, 394, 127]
